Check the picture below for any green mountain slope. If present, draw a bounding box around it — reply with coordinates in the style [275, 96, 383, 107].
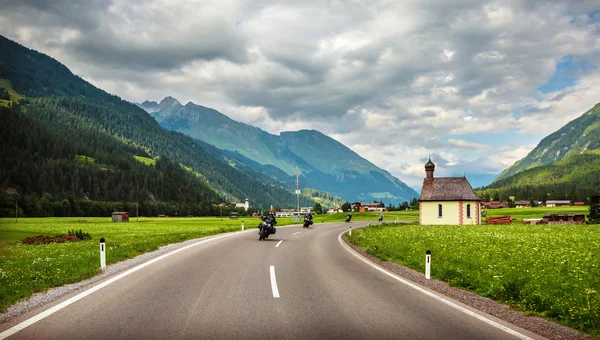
[478, 150, 600, 202]
[143, 98, 419, 204]
[480, 102, 600, 201]
[0, 34, 311, 210]
[0, 103, 225, 216]
[494, 103, 600, 182]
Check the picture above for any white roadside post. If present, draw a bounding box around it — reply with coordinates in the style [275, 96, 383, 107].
[242, 221, 245, 231]
[100, 238, 106, 272]
[425, 250, 431, 279]
[395, 217, 398, 224]
[349, 225, 352, 236]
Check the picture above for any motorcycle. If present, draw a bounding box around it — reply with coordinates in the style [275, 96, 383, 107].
[378, 215, 384, 222]
[258, 221, 276, 241]
[303, 216, 313, 228]
[345, 215, 352, 223]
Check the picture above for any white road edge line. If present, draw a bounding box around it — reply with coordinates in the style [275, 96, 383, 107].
[275, 240, 283, 248]
[337, 231, 533, 340]
[292, 231, 301, 235]
[0, 225, 302, 340]
[270, 266, 280, 298]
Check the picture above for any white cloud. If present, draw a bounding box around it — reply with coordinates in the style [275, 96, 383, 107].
[1, 0, 599, 188]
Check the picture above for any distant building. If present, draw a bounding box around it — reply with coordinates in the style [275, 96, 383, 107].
[545, 200, 571, 207]
[351, 202, 387, 212]
[514, 200, 531, 208]
[111, 212, 129, 222]
[574, 201, 585, 206]
[418, 158, 481, 225]
[326, 208, 343, 214]
[234, 199, 250, 211]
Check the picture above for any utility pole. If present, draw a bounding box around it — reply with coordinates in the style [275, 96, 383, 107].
[296, 166, 300, 218]
[15, 198, 18, 223]
[136, 202, 139, 222]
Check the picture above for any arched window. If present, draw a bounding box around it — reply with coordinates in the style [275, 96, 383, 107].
[438, 204, 443, 218]
[467, 204, 471, 218]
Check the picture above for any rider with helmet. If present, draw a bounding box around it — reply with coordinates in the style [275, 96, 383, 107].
[264, 211, 277, 226]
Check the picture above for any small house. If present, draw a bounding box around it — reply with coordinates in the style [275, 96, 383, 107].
[545, 200, 571, 207]
[514, 200, 531, 208]
[111, 212, 129, 222]
[418, 158, 481, 225]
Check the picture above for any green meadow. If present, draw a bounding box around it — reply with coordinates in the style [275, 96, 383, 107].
[484, 206, 588, 219]
[0, 216, 297, 313]
[348, 223, 600, 337]
[134, 155, 156, 166]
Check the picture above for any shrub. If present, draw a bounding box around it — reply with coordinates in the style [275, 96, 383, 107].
[68, 229, 91, 240]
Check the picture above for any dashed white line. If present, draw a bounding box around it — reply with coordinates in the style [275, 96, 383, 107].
[270, 266, 280, 298]
[0, 228, 272, 340]
[275, 240, 283, 248]
[292, 231, 301, 236]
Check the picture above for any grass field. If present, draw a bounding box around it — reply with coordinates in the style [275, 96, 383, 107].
[0, 216, 299, 312]
[317, 210, 418, 222]
[0, 78, 24, 102]
[485, 206, 588, 220]
[75, 155, 96, 164]
[134, 155, 156, 166]
[348, 223, 600, 336]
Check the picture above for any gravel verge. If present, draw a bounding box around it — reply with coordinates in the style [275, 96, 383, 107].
[342, 234, 594, 340]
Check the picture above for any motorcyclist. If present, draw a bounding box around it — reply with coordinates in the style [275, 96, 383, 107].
[264, 211, 277, 229]
[379, 213, 384, 222]
[304, 212, 313, 225]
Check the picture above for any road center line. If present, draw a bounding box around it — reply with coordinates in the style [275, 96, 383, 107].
[292, 231, 301, 236]
[337, 230, 532, 340]
[275, 240, 283, 248]
[270, 266, 280, 298]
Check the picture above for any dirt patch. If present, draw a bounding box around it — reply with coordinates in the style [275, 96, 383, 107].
[22, 235, 80, 245]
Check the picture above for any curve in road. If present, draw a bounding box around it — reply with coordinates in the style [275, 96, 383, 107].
[0, 222, 540, 339]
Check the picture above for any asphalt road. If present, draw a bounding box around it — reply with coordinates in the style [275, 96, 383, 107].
[1, 222, 540, 340]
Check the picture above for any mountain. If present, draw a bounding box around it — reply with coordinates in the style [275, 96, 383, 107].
[142, 98, 419, 204]
[479, 102, 600, 202]
[494, 103, 600, 182]
[137, 100, 158, 111]
[0, 34, 314, 212]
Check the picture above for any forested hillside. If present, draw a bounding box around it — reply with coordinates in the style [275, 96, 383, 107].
[477, 150, 600, 202]
[0, 35, 313, 216]
[479, 102, 600, 202]
[494, 102, 600, 182]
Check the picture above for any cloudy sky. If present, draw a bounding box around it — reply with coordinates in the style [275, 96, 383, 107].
[2, 0, 600, 191]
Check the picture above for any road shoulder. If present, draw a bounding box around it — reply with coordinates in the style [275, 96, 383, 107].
[341, 234, 592, 340]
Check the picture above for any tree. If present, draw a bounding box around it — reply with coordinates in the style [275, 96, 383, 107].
[409, 198, 419, 210]
[588, 195, 600, 224]
[341, 202, 351, 212]
[313, 202, 322, 214]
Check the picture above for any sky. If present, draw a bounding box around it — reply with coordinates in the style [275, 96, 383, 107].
[1, 0, 600, 192]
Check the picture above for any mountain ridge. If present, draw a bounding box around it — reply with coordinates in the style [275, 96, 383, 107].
[140, 97, 419, 204]
[0, 34, 315, 209]
[480, 101, 600, 201]
[494, 102, 600, 182]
